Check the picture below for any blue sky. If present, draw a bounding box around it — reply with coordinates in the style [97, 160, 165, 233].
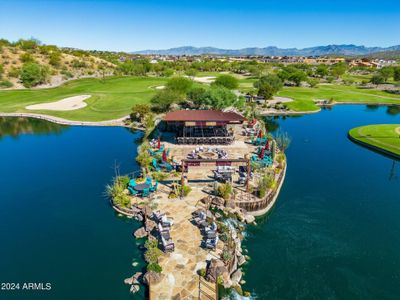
[0, 0, 399, 51]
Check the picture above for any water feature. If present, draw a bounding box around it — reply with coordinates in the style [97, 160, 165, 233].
[0, 104, 398, 300]
[243, 105, 400, 299]
[0, 118, 145, 299]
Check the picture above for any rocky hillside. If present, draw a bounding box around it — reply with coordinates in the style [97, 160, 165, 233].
[0, 39, 115, 89]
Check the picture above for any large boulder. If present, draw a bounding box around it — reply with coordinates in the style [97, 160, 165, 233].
[143, 271, 162, 285]
[145, 219, 157, 233]
[206, 259, 228, 283]
[244, 214, 255, 224]
[231, 269, 242, 285]
[130, 284, 140, 294]
[133, 227, 148, 239]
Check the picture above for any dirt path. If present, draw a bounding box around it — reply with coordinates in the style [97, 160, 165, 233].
[0, 112, 129, 127]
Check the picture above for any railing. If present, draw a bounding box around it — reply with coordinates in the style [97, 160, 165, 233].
[234, 163, 286, 213]
[198, 276, 218, 300]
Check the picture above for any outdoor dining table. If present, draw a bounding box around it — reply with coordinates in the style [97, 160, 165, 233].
[134, 183, 150, 191]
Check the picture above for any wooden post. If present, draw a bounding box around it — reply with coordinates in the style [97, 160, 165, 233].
[181, 160, 185, 198]
[246, 159, 250, 192]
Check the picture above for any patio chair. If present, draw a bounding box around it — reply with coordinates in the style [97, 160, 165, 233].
[164, 163, 173, 172]
[150, 181, 158, 192]
[142, 188, 150, 197]
[152, 159, 160, 172]
[145, 176, 152, 184]
[128, 187, 138, 195]
[129, 179, 136, 187]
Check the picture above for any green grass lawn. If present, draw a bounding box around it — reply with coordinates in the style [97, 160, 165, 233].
[277, 84, 400, 112]
[0, 76, 167, 121]
[349, 124, 400, 156]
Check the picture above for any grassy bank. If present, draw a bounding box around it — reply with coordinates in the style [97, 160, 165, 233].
[349, 124, 400, 157]
[0, 76, 166, 121]
[277, 84, 400, 112]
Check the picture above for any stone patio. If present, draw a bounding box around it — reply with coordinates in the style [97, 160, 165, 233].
[149, 184, 222, 300]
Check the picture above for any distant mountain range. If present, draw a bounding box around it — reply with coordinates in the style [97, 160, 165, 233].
[133, 44, 400, 56]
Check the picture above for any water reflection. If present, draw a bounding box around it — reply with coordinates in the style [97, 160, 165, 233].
[0, 117, 67, 139]
[386, 105, 400, 116]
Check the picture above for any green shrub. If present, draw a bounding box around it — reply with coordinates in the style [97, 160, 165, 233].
[144, 247, 163, 264]
[198, 268, 206, 277]
[147, 263, 162, 273]
[0, 80, 13, 88]
[212, 74, 239, 89]
[105, 177, 131, 208]
[20, 63, 49, 87]
[217, 183, 233, 200]
[116, 175, 130, 187]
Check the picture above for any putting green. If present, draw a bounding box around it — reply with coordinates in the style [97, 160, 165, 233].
[348, 124, 400, 157]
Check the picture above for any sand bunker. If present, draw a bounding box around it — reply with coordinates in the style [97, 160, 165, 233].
[26, 95, 91, 111]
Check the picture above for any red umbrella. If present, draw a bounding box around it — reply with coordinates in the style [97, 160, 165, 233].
[259, 147, 265, 159]
[257, 130, 263, 138]
[162, 149, 167, 162]
[264, 140, 269, 150]
[157, 137, 161, 149]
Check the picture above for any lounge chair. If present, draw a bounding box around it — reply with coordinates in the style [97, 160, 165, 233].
[153, 211, 165, 222]
[161, 236, 174, 252]
[205, 236, 219, 249]
[128, 187, 138, 195]
[161, 215, 174, 226]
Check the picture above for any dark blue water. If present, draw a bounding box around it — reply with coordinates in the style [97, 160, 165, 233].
[243, 105, 400, 299]
[0, 118, 145, 299]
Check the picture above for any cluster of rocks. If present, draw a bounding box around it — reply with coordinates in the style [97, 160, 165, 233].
[123, 272, 142, 294]
[202, 196, 252, 294]
[116, 203, 162, 292]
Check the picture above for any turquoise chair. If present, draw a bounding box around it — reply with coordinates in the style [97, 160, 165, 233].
[145, 176, 152, 184]
[128, 187, 138, 195]
[152, 159, 160, 171]
[142, 188, 150, 197]
[164, 163, 173, 172]
[129, 179, 136, 187]
[150, 181, 158, 192]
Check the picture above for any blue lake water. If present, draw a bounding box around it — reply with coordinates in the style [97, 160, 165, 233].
[243, 105, 400, 299]
[0, 105, 399, 300]
[0, 118, 145, 299]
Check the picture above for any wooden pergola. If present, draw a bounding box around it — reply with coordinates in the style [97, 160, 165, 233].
[180, 158, 251, 196]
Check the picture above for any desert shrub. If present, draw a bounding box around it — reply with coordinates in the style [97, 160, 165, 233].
[116, 175, 130, 187]
[8, 66, 20, 78]
[147, 263, 162, 273]
[105, 176, 131, 208]
[20, 52, 35, 63]
[0, 80, 13, 88]
[49, 51, 62, 67]
[217, 183, 233, 200]
[20, 63, 49, 87]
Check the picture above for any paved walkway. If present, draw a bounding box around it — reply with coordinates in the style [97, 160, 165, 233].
[150, 185, 220, 300]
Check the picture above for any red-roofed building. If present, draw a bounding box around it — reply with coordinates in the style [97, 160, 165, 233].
[164, 110, 245, 145]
